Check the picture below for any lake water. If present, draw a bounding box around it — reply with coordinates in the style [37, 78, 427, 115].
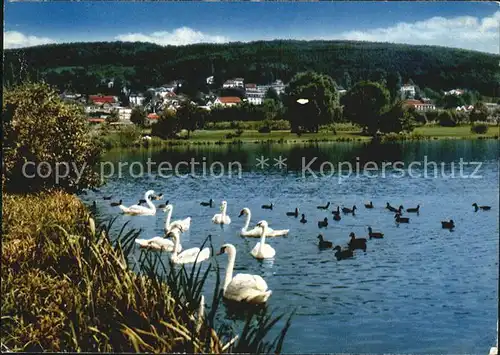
[80, 140, 499, 354]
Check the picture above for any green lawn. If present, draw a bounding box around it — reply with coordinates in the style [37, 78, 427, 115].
[414, 125, 499, 138]
[179, 125, 499, 143]
[99, 124, 499, 149]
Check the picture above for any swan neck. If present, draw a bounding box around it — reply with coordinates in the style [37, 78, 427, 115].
[258, 227, 266, 253]
[222, 204, 227, 217]
[171, 234, 180, 259]
[165, 208, 172, 228]
[243, 211, 251, 230]
[223, 249, 235, 291]
[146, 193, 155, 211]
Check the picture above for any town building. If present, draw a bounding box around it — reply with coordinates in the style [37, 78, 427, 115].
[246, 92, 265, 105]
[485, 102, 500, 112]
[270, 79, 285, 95]
[234, 78, 244, 87]
[89, 95, 117, 107]
[117, 107, 132, 122]
[146, 113, 160, 126]
[223, 78, 244, 89]
[245, 83, 257, 91]
[456, 105, 474, 112]
[404, 99, 436, 112]
[214, 96, 242, 107]
[400, 84, 416, 98]
[88, 118, 106, 125]
[129, 93, 145, 106]
[444, 89, 465, 96]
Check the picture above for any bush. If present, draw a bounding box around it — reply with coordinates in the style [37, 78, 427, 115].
[204, 121, 233, 130]
[438, 110, 457, 127]
[453, 111, 469, 124]
[412, 111, 427, 125]
[471, 123, 489, 134]
[379, 101, 415, 133]
[2, 82, 100, 193]
[225, 128, 244, 139]
[258, 126, 271, 133]
[426, 111, 440, 123]
[105, 109, 119, 124]
[380, 132, 406, 142]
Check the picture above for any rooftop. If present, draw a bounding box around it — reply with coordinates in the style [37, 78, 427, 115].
[217, 96, 242, 104]
[89, 95, 116, 104]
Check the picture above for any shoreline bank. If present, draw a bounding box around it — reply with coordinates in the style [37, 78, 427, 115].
[98, 125, 499, 150]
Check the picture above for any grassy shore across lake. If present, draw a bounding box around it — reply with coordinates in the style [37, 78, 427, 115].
[98, 124, 499, 149]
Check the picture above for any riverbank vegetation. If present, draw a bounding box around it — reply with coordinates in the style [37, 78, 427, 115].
[1, 192, 291, 352]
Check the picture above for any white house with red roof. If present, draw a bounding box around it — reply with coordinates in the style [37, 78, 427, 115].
[404, 99, 436, 112]
[214, 96, 242, 107]
[89, 95, 117, 105]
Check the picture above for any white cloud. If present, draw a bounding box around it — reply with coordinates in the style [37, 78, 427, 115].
[4, 31, 56, 49]
[115, 27, 229, 46]
[337, 11, 500, 54]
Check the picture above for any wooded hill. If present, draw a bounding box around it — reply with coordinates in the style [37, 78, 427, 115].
[4, 40, 499, 96]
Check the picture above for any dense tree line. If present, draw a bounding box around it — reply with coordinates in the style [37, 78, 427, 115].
[4, 40, 499, 96]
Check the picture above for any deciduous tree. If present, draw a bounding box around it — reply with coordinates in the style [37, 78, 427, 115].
[283, 71, 339, 133]
[151, 109, 181, 139]
[130, 106, 146, 126]
[469, 101, 489, 123]
[176, 101, 201, 138]
[342, 81, 391, 135]
[2, 82, 100, 193]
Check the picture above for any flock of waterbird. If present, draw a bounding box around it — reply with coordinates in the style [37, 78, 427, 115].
[90, 189, 492, 305]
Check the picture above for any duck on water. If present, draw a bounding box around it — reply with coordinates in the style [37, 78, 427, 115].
[348, 232, 367, 252]
[472, 203, 491, 212]
[367, 226, 384, 239]
[333, 246, 354, 261]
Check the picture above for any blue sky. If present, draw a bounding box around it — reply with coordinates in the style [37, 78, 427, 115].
[4, 1, 500, 53]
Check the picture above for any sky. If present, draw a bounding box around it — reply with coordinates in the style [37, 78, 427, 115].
[4, 1, 500, 54]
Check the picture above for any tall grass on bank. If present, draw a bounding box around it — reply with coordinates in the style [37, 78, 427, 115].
[1, 191, 292, 352]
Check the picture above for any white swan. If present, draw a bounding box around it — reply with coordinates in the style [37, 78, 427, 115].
[168, 229, 211, 265]
[217, 244, 272, 304]
[119, 190, 156, 215]
[250, 221, 276, 260]
[135, 236, 181, 252]
[162, 204, 191, 232]
[239, 208, 289, 237]
[212, 201, 231, 225]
